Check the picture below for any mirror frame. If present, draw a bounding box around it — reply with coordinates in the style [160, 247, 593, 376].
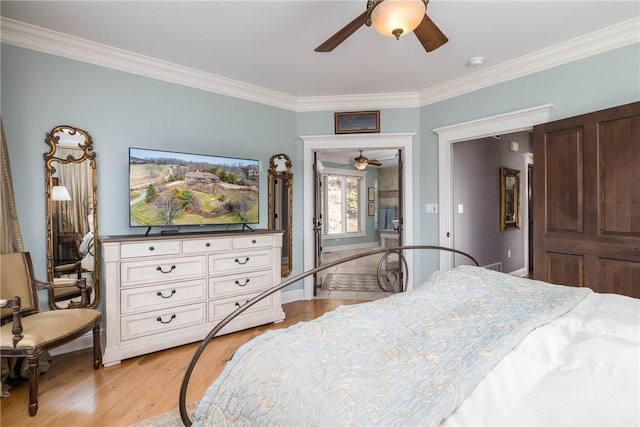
[44, 125, 99, 309]
[500, 167, 520, 231]
[268, 154, 293, 276]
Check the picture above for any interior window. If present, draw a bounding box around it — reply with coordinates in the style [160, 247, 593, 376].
[322, 169, 365, 238]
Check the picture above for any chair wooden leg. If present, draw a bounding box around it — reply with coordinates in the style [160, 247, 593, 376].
[27, 353, 40, 416]
[92, 324, 102, 369]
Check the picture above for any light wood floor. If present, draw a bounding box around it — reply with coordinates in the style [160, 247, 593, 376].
[0, 299, 364, 426]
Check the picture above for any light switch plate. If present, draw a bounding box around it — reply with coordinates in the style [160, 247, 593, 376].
[426, 203, 438, 213]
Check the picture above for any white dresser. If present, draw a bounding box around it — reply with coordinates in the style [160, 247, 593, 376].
[101, 230, 285, 366]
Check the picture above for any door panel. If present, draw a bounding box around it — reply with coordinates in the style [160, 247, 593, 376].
[533, 101, 640, 298]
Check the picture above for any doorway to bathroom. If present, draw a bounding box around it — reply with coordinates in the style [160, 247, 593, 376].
[301, 133, 415, 299]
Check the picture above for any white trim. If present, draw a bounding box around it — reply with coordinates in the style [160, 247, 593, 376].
[523, 152, 534, 275]
[48, 329, 104, 356]
[419, 18, 640, 107]
[509, 267, 528, 278]
[435, 105, 553, 271]
[2, 17, 637, 112]
[281, 288, 305, 305]
[301, 133, 415, 300]
[0, 17, 297, 111]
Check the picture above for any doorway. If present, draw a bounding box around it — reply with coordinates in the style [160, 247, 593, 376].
[301, 133, 416, 300]
[315, 148, 401, 300]
[435, 104, 553, 271]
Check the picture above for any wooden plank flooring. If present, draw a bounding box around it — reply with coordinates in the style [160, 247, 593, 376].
[0, 299, 363, 426]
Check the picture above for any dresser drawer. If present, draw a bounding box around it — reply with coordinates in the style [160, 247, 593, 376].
[120, 240, 180, 259]
[208, 293, 273, 321]
[121, 279, 206, 314]
[208, 270, 272, 298]
[209, 251, 272, 275]
[232, 235, 273, 250]
[183, 237, 232, 254]
[121, 303, 206, 341]
[120, 256, 206, 287]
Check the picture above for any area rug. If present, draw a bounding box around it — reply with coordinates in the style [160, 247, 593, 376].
[323, 273, 385, 292]
[130, 402, 197, 427]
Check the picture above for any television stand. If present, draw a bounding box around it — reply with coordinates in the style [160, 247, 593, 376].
[242, 223, 255, 232]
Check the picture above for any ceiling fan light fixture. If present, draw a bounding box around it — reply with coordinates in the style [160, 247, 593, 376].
[354, 161, 368, 171]
[370, 0, 426, 40]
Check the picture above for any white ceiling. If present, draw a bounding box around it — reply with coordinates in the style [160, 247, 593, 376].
[1, 0, 638, 105]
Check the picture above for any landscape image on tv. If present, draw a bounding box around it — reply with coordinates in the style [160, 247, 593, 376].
[129, 148, 259, 227]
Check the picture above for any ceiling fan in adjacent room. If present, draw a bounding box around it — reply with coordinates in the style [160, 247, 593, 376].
[315, 0, 448, 53]
[352, 150, 383, 170]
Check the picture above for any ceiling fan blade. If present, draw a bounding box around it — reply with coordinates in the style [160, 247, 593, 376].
[368, 160, 383, 166]
[413, 13, 448, 52]
[315, 11, 368, 52]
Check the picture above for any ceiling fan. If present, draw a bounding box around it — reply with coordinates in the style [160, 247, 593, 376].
[352, 150, 383, 170]
[315, 0, 448, 53]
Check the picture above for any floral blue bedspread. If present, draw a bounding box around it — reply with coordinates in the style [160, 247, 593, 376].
[193, 266, 591, 426]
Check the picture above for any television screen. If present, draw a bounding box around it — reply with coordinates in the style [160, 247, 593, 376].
[129, 148, 259, 228]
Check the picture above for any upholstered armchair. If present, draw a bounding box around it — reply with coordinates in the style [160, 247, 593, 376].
[0, 252, 102, 416]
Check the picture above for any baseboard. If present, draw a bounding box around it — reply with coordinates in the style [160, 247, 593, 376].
[49, 329, 105, 356]
[509, 267, 528, 278]
[281, 288, 305, 304]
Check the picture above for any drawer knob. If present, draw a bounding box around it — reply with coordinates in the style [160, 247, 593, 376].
[235, 300, 251, 308]
[149, 246, 155, 251]
[156, 314, 176, 324]
[252, 239, 257, 244]
[234, 257, 250, 265]
[156, 289, 176, 299]
[156, 265, 176, 273]
[205, 242, 211, 247]
[235, 279, 250, 287]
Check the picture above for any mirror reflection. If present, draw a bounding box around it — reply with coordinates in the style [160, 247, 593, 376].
[268, 154, 292, 276]
[500, 167, 520, 231]
[44, 125, 99, 309]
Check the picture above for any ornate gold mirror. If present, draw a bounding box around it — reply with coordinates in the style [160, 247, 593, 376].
[44, 125, 99, 309]
[268, 154, 292, 276]
[500, 167, 520, 231]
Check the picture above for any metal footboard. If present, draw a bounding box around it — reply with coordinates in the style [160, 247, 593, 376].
[179, 245, 478, 425]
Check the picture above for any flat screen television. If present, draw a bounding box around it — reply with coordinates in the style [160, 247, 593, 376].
[129, 147, 259, 229]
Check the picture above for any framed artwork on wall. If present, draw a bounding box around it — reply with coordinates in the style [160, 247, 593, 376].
[368, 187, 375, 201]
[368, 202, 375, 216]
[334, 111, 380, 134]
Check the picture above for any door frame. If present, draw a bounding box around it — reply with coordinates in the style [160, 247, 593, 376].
[434, 104, 554, 270]
[301, 133, 415, 300]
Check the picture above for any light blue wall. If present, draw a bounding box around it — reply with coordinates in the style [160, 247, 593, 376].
[414, 43, 640, 280]
[1, 44, 299, 302]
[2, 42, 639, 305]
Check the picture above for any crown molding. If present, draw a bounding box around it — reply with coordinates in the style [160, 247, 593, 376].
[0, 17, 299, 111]
[296, 92, 421, 112]
[419, 17, 640, 107]
[2, 16, 638, 112]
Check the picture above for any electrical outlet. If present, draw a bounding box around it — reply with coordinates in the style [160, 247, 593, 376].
[426, 203, 438, 213]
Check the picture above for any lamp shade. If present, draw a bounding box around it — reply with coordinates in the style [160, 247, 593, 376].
[371, 0, 426, 39]
[51, 185, 72, 201]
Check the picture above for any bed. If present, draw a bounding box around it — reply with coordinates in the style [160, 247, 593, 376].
[179, 246, 639, 426]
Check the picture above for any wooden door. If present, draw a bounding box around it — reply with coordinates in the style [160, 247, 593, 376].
[533, 102, 640, 298]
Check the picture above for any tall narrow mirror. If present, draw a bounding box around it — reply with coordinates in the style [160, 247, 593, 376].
[500, 167, 520, 231]
[44, 125, 99, 309]
[268, 154, 292, 276]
